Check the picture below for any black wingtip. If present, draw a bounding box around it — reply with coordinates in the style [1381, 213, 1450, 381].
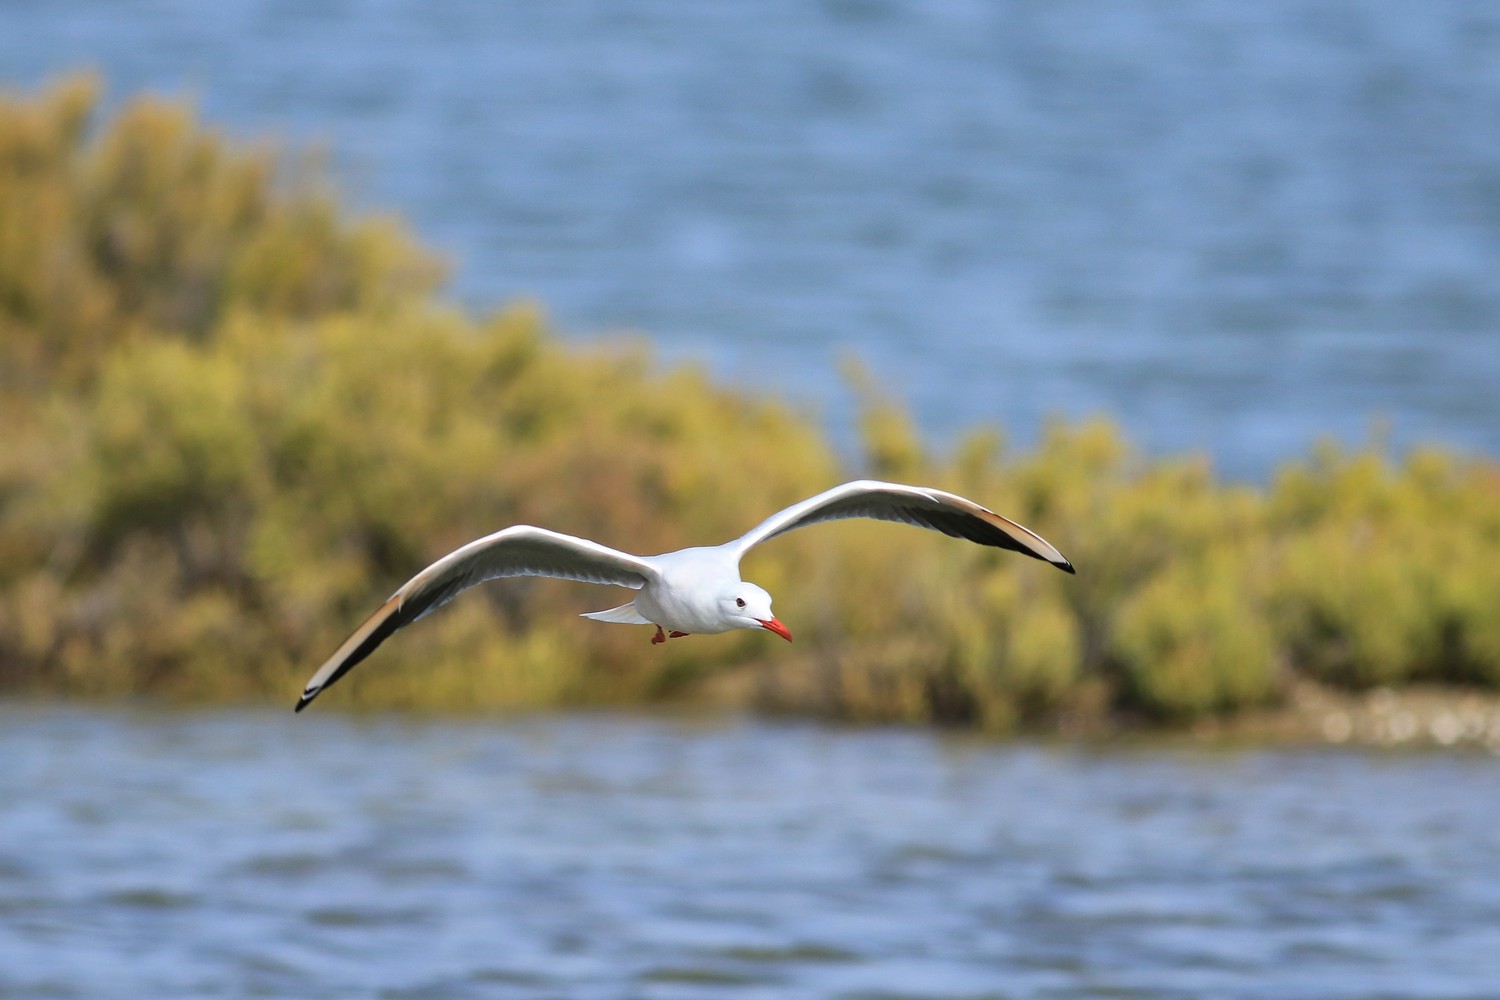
[293, 692, 316, 714]
[1056, 559, 1077, 575]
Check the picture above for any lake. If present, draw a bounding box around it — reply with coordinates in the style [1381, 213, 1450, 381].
[2, 704, 1498, 998]
[4, 0, 1500, 476]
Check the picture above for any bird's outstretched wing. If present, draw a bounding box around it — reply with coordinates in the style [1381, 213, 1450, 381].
[296, 526, 656, 712]
[730, 480, 1075, 572]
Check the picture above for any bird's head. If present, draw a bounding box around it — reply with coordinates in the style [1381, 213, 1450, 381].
[720, 583, 793, 642]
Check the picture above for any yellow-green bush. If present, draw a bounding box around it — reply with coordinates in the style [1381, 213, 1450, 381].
[13, 302, 841, 709]
[1113, 552, 1278, 718]
[4, 75, 1500, 730]
[1266, 447, 1500, 690]
[0, 74, 441, 391]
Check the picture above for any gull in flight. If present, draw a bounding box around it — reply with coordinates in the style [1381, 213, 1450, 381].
[295, 480, 1074, 712]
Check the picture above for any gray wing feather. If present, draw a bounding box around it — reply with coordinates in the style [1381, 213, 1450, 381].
[731, 480, 1074, 571]
[406, 527, 653, 618]
[296, 527, 654, 711]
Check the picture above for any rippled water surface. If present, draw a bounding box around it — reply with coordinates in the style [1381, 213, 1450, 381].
[2, 705, 1499, 999]
[5, 1, 1500, 473]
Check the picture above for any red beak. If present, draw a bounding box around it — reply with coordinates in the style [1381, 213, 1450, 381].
[758, 617, 793, 642]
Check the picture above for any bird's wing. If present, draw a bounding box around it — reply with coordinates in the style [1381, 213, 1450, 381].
[730, 480, 1075, 572]
[296, 526, 657, 712]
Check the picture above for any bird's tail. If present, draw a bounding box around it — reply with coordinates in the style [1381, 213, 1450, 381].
[580, 601, 652, 625]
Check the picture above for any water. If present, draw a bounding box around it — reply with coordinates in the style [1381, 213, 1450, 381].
[4, 1, 1500, 475]
[3, 704, 1500, 999]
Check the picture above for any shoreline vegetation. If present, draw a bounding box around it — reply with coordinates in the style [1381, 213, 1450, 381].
[4, 75, 1500, 740]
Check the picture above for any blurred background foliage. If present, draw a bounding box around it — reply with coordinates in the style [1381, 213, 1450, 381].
[4, 76, 1500, 730]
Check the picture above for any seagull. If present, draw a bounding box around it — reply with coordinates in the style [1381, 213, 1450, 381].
[294, 480, 1074, 712]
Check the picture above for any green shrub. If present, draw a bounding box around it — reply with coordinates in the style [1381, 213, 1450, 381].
[0, 74, 442, 390]
[5, 75, 1500, 730]
[1113, 553, 1278, 718]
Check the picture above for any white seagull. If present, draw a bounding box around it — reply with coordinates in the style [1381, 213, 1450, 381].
[294, 480, 1074, 712]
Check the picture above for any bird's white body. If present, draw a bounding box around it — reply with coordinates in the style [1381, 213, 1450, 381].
[295, 480, 1074, 711]
[626, 546, 750, 635]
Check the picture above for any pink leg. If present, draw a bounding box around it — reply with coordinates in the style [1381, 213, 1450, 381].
[669, 631, 690, 638]
[651, 625, 667, 645]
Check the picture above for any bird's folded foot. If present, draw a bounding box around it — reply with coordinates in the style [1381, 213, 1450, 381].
[669, 631, 690, 638]
[651, 625, 667, 645]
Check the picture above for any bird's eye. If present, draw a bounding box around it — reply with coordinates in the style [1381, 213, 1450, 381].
[735, 597, 746, 608]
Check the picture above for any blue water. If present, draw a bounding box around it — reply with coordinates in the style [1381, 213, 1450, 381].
[4, 705, 1500, 999]
[5, 0, 1500, 475]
